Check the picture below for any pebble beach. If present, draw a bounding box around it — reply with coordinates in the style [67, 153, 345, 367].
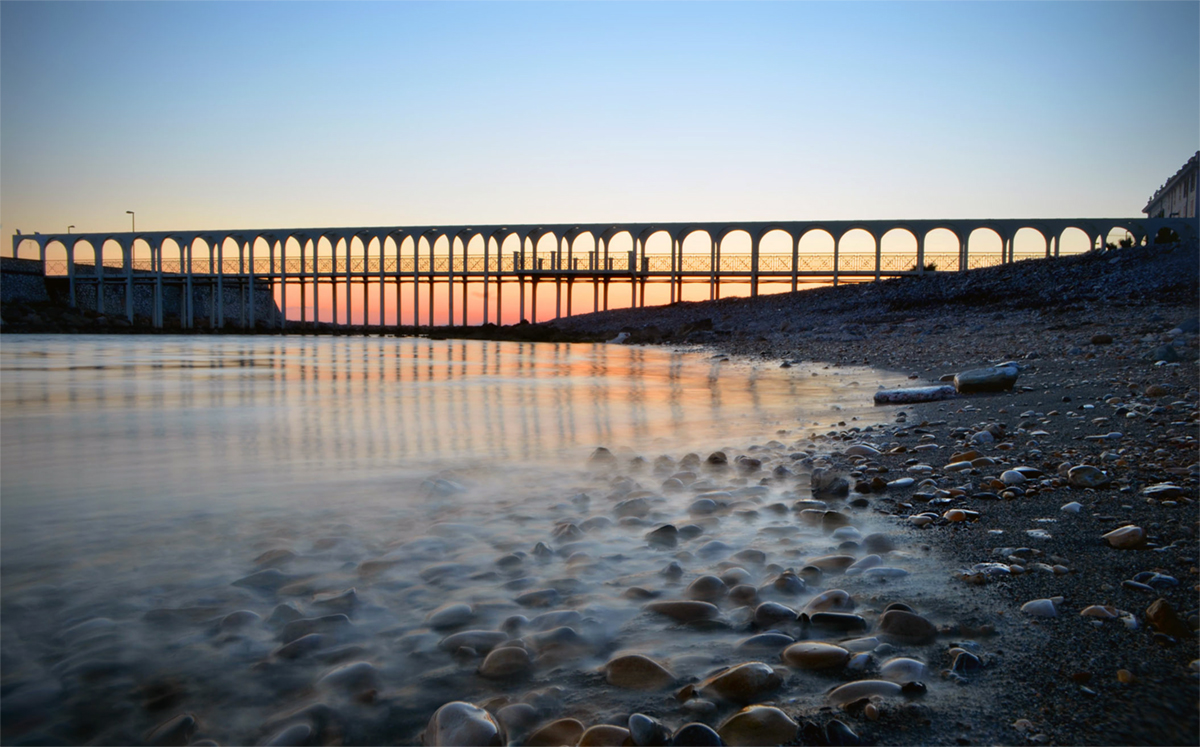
[2, 240, 1197, 747]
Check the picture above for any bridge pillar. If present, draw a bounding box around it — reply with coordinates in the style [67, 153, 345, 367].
[412, 236, 421, 328]
[154, 240, 164, 328]
[750, 233, 760, 297]
[917, 234, 926, 275]
[184, 241, 193, 329]
[832, 235, 840, 288]
[216, 239, 225, 328]
[67, 243, 76, 308]
[874, 233, 882, 282]
[247, 240, 256, 330]
[448, 235, 455, 327]
[791, 234, 799, 292]
[124, 240, 134, 323]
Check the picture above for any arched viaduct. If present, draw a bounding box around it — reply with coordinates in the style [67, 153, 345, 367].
[10, 216, 1196, 329]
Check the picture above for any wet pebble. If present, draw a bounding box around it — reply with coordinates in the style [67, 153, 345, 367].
[877, 609, 937, 645]
[628, 713, 672, 747]
[1068, 465, 1111, 489]
[804, 589, 855, 614]
[262, 723, 313, 746]
[880, 656, 927, 682]
[781, 641, 850, 670]
[578, 725, 632, 746]
[671, 722, 724, 746]
[686, 575, 728, 602]
[515, 589, 560, 608]
[645, 600, 719, 623]
[146, 713, 197, 746]
[754, 602, 798, 628]
[717, 705, 798, 746]
[317, 661, 379, 692]
[738, 632, 795, 652]
[699, 662, 783, 705]
[428, 603, 474, 629]
[424, 701, 504, 746]
[604, 654, 675, 690]
[478, 646, 533, 678]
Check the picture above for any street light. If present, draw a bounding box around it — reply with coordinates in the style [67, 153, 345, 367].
[67, 225, 75, 233]
[126, 211, 135, 232]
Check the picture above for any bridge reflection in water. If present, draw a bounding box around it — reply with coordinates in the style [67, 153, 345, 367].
[11, 216, 1194, 329]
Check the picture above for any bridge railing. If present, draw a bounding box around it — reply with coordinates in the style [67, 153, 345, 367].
[41, 252, 1050, 278]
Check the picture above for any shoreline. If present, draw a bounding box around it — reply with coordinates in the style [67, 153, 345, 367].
[2, 242, 1197, 746]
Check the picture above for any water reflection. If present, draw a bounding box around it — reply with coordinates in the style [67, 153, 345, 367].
[1, 335, 905, 520]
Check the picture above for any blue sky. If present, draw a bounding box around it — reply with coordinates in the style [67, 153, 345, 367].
[2, 1, 1197, 237]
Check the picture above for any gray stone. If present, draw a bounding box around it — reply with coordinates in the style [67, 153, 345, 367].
[954, 365, 1018, 393]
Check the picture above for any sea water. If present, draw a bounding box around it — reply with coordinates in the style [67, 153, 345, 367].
[1, 335, 921, 745]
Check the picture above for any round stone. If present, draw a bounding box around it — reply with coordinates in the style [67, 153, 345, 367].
[427, 603, 474, 629]
[317, 661, 379, 692]
[1000, 470, 1026, 485]
[717, 705, 798, 746]
[699, 662, 783, 705]
[1020, 598, 1059, 617]
[423, 702, 503, 746]
[478, 646, 533, 678]
[671, 723, 724, 746]
[804, 589, 855, 613]
[525, 718, 585, 747]
[827, 679, 904, 704]
[781, 641, 850, 670]
[877, 609, 937, 645]
[879, 657, 927, 682]
[737, 632, 795, 652]
[805, 554, 856, 574]
[685, 575, 728, 602]
[1068, 465, 1111, 489]
[578, 725, 632, 746]
[1102, 525, 1145, 550]
[644, 601, 719, 623]
[754, 601, 798, 628]
[438, 630, 508, 654]
[628, 713, 671, 747]
[604, 654, 674, 690]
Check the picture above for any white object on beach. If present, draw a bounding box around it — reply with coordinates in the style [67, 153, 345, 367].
[608, 332, 630, 344]
[873, 385, 956, 405]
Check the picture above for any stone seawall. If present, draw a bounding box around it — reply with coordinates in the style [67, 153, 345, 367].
[50, 277, 282, 328]
[1, 258, 282, 329]
[1, 257, 51, 303]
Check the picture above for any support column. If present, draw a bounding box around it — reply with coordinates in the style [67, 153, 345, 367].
[427, 239, 435, 328]
[239, 241, 247, 328]
[874, 233, 881, 282]
[184, 241, 194, 329]
[460, 236, 469, 326]
[67, 243, 77, 308]
[495, 248, 503, 325]
[483, 237, 491, 325]
[413, 237, 421, 328]
[518, 242, 525, 322]
[832, 235, 840, 288]
[345, 236, 353, 327]
[750, 233, 760, 297]
[154, 240, 164, 328]
[447, 236, 455, 326]
[216, 239, 224, 328]
[714, 235, 722, 299]
[300, 239, 308, 325]
[960, 234, 967, 271]
[248, 240, 256, 330]
[124, 240, 134, 323]
[791, 233, 799, 292]
[917, 234, 926, 275]
[278, 240, 286, 330]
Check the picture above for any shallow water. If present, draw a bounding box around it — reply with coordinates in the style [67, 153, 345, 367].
[1, 335, 950, 745]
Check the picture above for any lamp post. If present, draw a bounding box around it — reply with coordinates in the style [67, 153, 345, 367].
[67, 225, 75, 233]
[126, 211, 135, 232]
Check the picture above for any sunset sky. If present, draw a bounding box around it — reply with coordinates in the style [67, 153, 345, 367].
[3, 1, 1198, 242]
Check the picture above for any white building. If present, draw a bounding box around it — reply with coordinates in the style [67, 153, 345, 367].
[1143, 151, 1199, 219]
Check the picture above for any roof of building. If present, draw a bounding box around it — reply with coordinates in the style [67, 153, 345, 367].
[1144, 151, 1199, 213]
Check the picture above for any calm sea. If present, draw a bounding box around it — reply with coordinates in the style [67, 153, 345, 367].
[0, 335, 914, 744]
